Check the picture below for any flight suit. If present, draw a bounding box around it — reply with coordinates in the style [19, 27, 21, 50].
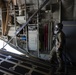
[50, 30, 66, 72]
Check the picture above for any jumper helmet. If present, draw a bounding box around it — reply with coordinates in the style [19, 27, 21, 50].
[54, 23, 63, 34]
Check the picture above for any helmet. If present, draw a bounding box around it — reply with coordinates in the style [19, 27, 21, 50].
[56, 23, 63, 30]
[54, 23, 63, 34]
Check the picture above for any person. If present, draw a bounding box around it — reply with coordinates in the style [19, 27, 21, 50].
[49, 23, 66, 73]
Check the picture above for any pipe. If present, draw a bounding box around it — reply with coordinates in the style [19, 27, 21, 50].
[2, 0, 9, 36]
[1, 0, 51, 54]
[12, 0, 17, 5]
[15, 0, 50, 35]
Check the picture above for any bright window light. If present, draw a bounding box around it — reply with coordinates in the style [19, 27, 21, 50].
[0, 39, 23, 55]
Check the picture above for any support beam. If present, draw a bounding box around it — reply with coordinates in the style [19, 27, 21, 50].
[15, 0, 50, 35]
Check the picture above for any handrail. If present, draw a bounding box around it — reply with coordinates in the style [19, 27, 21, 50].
[1, 0, 50, 54]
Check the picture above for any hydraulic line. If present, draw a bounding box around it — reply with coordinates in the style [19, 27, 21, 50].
[1, 0, 51, 57]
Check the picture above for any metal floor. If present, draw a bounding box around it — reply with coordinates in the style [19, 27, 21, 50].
[0, 50, 75, 75]
[0, 50, 52, 75]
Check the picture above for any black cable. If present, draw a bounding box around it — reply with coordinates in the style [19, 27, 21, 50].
[0, 0, 51, 60]
[1, 0, 50, 49]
